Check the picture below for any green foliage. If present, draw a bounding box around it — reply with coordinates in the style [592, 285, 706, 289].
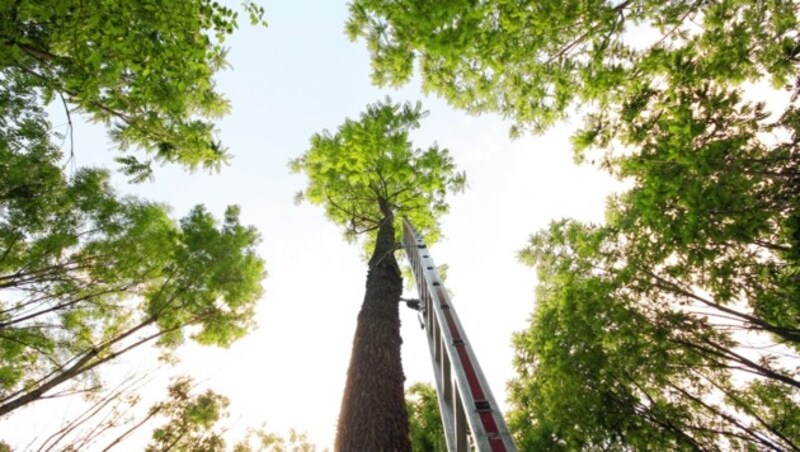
[291, 98, 465, 248]
[732, 380, 800, 443]
[243, 1, 269, 28]
[0, 93, 265, 416]
[148, 204, 265, 349]
[350, 2, 800, 449]
[146, 377, 231, 452]
[233, 425, 319, 452]
[347, 0, 799, 135]
[598, 86, 800, 348]
[0, 0, 266, 172]
[512, 223, 710, 450]
[510, 220, 800, 450]
[405, 382, 445, 452]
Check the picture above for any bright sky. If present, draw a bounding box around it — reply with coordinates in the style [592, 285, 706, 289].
[3, 1, 623, 449]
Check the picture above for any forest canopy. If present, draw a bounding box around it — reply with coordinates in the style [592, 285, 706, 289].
[0, 0, 268, 444]
[346, 0, 800, 449]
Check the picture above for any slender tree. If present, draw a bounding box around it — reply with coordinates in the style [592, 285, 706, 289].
[291, 99, 464, 451]
[34, 371, 153, 451]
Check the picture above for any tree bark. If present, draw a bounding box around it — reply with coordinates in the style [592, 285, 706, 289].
[334, 206, 411, 451]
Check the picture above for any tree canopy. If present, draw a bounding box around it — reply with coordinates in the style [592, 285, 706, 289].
[0, 88, 265, 417]
[1, 0, 265, 176]
[509, 220, 800, 450]
[291, 98, 465, 248]
[344, 1, 800, 449]
[0, 1, 272, 448]
[347, 0, 799, 135]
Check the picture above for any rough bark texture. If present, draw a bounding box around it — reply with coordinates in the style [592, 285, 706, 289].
[334, 210, 411, 451]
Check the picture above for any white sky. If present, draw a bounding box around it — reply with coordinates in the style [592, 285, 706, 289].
[2, 1, 623, 449]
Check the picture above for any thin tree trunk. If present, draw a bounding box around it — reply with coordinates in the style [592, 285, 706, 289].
[0, 317, 160, 417]
[102, 407, 162, 452]
[334, 206, 411, 451]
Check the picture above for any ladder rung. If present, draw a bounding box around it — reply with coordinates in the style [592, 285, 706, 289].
[475, 400, 491, 412]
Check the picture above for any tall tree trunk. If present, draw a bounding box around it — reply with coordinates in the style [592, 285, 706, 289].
[335, 207, 411, 451]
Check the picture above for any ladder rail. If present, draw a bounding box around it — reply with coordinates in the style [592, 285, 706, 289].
[402, 219, 517, 452]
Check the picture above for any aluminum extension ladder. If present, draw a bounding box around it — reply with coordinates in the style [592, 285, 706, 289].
[402, 218, 517, 452]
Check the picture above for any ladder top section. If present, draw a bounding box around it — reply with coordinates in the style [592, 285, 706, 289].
[401, 218, 517, 452]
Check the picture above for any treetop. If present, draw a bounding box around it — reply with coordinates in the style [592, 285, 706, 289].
[291, 98, 465, 248]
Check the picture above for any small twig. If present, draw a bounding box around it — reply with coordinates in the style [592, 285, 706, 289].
[652, 0, 704, 49]
[58, 92, 76, 173]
